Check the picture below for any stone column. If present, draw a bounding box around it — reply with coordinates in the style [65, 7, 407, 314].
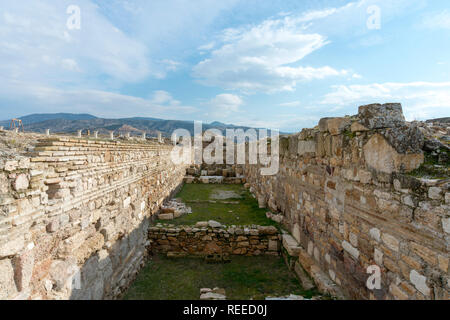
[126, 132, 131, 139]
[110, 131, 114, 140]
[45, 129, 50, 136]
[77, 130, 82, 138]
[158, 132, 163, 143]
[0, 126, 4, 131]
[142, 132, 146, 140]
[94, 131, 99, 139]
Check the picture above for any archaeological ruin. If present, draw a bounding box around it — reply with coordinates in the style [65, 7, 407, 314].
[0, 103, 448, 300]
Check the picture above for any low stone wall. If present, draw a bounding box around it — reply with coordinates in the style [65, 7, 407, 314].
[244, 104, 449, 300]
[184, 176, 245, 184]
[0, 136, 187, 300]
[149, 224, 280, 257]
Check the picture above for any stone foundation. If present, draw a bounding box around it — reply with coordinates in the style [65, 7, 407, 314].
[149, 224, 280, 257]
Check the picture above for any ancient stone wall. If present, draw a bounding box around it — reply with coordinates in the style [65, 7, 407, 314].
[149, 224, 280, 257]
[244, 104, 449, 300]
[0, 136, 187, 300]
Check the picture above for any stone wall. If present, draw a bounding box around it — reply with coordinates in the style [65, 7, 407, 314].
[244, 104, 449, 300]
[0, 136, 187, 300]
[149, 223, 280, 257]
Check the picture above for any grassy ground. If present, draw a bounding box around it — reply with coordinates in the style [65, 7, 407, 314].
[124, 254, 316, 300]
[155, 184, 277, 226]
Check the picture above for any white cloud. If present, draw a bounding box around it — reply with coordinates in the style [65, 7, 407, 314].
[421, 10, 450, 30]
[321, 82, 450, 120]
[193, 16, 350, 93]
[0, 1, 151, 88]
[278, 101, 301, 107]
[207, 94, 243, 117]
[0, 81, 197, 119]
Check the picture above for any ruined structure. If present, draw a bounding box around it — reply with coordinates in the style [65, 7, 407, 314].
[244, 103, 449, 300]
[0, 137, 187, 299]
[0, 103, 448, 300]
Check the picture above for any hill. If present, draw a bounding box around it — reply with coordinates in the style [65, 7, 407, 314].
[0, 113, 279, 136]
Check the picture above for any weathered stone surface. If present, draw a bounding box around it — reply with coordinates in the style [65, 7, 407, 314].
[363, 134, 423, 174]
[410, 270, 430, 296]
[13, 174, 29, 191]
[358, 103, 405, 129]
[282, 234, 301, 257]
[327, 118, 351, 136]
[297, 140, 316, 156]
[208, 220, 222, 228]
[0, 236, 25, 258]
[159, 213, 174, 220]
[342, 241, 359, 260]
[0, 259, 18, 299]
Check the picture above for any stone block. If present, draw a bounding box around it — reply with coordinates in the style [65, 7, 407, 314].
[342, 241, 359, 260]
[282, 234, 301, 257]
[410, 270, 430, 296]
[159, 213, 174, 220]
[0, 259, 18, 299]
[358, 103, 405, 129]
[363, 134, 423, 174]
[327, 118, 351, 135]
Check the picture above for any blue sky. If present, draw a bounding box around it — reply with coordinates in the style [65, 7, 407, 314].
[0, 0, 449, 132]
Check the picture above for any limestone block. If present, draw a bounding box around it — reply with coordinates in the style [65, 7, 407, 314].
[342, 240, 359, 260]
[297, 140, 316, 156]
[208, 220, 222, 228]
[428, 187, 442, 200]
[363, 134, 423, 174]
[13, 247, 35, 291]
[0, 235, 25, 258]
[443, 218, 450, 234]
[318, 118, 332, 132]
[282, 234, 301, 257]
[159, 213, 174, 220]
[351, 122, 370, 132]
[0, 259, 18, 299]
[268, 240, 279, 251]
[327, 118, 351, 135]
[13, 174, 29, 191]
[410, 270, 430, 296]
[369, 228, 381, 242]
[374, 248, 383, 266]
[381, 233, 399, 252]
[358, 103, 405, 129]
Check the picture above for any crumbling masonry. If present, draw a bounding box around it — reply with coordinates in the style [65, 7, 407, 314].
[0, 103, 448, 300]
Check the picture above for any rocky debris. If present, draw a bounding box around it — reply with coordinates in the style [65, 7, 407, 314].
[358, 103, 405, 129]
[266, 212, 284, 224]
[208, 220, 222, 228]
[200, 288, 226, 300]
[265, 294, 305, 300]
[158, 199, 191, 220]
[380, 124, 425, 154]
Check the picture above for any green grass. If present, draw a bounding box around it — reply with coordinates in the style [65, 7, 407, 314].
[156, 184, 277, 227]
[408, 149, 449, 180]
[124, 255, 317, 300]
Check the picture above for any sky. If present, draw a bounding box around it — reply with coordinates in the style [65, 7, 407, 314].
[0, 0, 449, 132]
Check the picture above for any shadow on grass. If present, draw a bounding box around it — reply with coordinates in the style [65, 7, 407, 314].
[124, 254, 318, 300]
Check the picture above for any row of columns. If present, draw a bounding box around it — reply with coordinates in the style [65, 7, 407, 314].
[42, 129, 163, 143]
[1, 126, 164, 143]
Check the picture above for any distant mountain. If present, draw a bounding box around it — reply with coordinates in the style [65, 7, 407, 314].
[0, 113, 98, 127]
[426, 117, 450, 124]
[0, 113, 280, 136]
